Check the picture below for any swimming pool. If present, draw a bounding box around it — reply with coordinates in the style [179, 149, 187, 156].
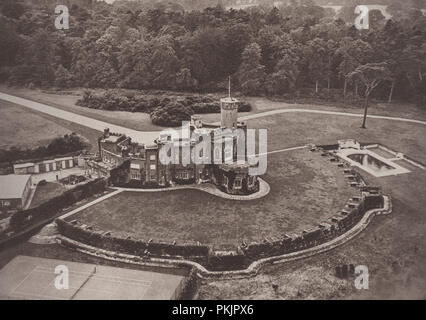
[347, 154, 395, 174]
[337, 149, 410, 177]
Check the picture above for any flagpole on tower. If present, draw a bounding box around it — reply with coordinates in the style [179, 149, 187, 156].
[228, 75, 231, 98]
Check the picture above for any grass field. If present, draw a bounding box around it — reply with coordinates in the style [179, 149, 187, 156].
[0, 99, 101, 152]
[0, 86, 177, 132]
[2, 86, 425, 133]
[0, 100, 72, 149]
[68, 150, 354, 248]
[1, 86, 425, 299]
[197, 115, 426, 299]
[0, 86, 257, 131]
[199, 167, 426, 299]
[249, 112, 426, 164]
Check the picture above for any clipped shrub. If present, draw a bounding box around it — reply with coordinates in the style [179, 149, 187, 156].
[150, 101, 194, 126]
[76, 90, 252, 125]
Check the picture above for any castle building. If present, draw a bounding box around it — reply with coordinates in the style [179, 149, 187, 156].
[220, 97, 239, 129]
[87, 96, 260, 195]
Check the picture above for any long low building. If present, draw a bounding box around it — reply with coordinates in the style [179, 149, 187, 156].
[0, 174, 32, 212]
[13, 156, 78, 175]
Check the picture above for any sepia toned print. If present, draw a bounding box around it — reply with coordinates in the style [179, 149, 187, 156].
[0, 0, 424, 304]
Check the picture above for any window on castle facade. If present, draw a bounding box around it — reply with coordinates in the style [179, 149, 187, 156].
[248, 176, 255, 186]
[214, 147, 221, 163]
[176, 171, 189, 179]
[131, 172, 141, 180]
[224, 147, 233, 163]
[223, 176, 228, 187]
[234, 177, 242, 189]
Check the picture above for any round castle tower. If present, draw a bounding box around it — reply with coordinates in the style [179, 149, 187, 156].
[220, 97, 239, 129]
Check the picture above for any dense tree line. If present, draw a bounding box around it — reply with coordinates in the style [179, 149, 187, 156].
[0, 0, 425, 106]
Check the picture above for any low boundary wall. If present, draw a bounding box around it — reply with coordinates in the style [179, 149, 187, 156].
[56, 192, 387, 272]
[56, 195, 391, 278]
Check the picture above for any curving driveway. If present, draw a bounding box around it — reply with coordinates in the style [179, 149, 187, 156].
[0, 92, 160, 145]
[1, 92, 426, 148]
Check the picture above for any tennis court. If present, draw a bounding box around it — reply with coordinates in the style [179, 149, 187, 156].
[0, 256, 186, 300]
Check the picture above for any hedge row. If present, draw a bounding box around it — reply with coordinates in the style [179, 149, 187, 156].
[0, 133, 87, 164]
[56, 219, 210, 259]
[78, 90, 251, 113]
[9, 178, 107, 231]
[174, 267, 200, 300]
[77, 90, 252, 127]
[207, 252, 247, 271]
[151, 100, 251, 127]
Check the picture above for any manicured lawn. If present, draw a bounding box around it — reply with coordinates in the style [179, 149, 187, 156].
[199, 166, 426, 300]
[0, 100, 71, 149]
[0, 99, 101, 152]
[2, 86, 425, 299]
[249, 112, 426, 164]
[0, 86, 181, 132]
[6, 86, 426, 134]
[197, 115, 426, 299]
[69, 150, 354, 249]
[0, 86, 257, 131]
[246, 97, 426, 122]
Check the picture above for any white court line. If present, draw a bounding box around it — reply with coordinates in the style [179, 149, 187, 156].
[58, 189, 123, 220]
[11, 266, 39, 295]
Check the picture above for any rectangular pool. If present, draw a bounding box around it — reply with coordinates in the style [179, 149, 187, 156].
[337, 149, 410, 177]
[347, 154, 395, 174]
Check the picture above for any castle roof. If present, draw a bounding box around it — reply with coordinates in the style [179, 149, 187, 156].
[218, 163, 251, 173]
[220, 97, 239, 103]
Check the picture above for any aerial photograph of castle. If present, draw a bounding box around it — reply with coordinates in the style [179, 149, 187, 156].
[0, 0, 425, 310]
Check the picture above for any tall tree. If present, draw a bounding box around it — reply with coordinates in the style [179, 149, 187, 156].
[266, 54, 299, 95]
[336, 37, 373, 101]
[401, 43, 426, 106]
[237, 43, 266, 95]
[306, 38, 328, 93]
[374, 20, 406, 103]
[0, 18, 21, 68]
[347, 62, 392, 128]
